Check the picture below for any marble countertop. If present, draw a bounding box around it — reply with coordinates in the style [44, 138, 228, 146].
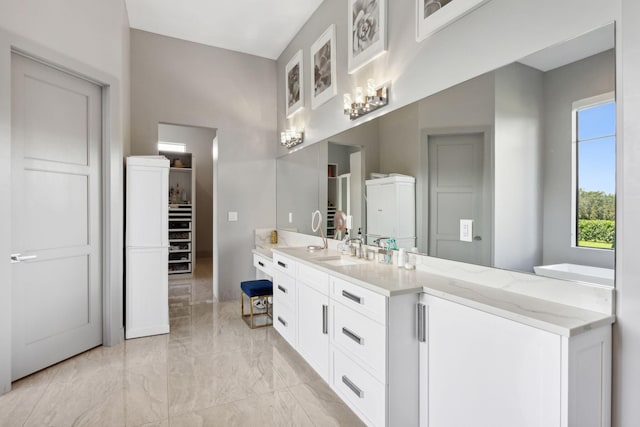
[272, 247, 615, 337]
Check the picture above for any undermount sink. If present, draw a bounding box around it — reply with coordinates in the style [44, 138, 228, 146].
[315, 256, 369, 267]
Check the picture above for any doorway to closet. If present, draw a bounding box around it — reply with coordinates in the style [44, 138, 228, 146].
[158, 123, 216, 310]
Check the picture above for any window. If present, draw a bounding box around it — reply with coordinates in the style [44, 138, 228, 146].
[158, 141, 186, 153]
[573, 95, 616, 250]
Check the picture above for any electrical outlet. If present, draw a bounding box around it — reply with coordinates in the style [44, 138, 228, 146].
[228, 211, 238, 222]
[460, 219, 473, 242]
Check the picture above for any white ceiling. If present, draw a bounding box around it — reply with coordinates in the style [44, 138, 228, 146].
[125, 0, 325, 60]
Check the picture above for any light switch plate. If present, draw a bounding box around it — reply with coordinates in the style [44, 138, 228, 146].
[460, 219, 473, 242]
[289, 212, 293, 223]
[228, 211, 238, 222]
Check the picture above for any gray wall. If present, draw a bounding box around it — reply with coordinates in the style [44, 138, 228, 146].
[0, 0, 130, 393]
[130, 29, 277, 301]
[493, 63, 544, 272]
[158, 123, 216, 258]
[542, 50, 616, 269]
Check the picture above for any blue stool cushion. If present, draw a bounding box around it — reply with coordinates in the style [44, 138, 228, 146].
[241, 279, 273, 297]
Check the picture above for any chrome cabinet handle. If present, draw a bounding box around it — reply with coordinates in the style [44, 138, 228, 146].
[417, 303, 427, 343]
[342, 375, 364, 398]
[277, 316, 287, 327]
[322, 305, 328, 335]
[342, 327, 363, 345]
[10, 253, 37, 263]
[277, 285, 288, 294]
[342, 290, 362, 304]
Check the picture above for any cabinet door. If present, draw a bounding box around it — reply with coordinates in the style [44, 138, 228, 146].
[297, 282, 329, 380]
[419, 294, 562, 427]
[367, 183, 395, 237]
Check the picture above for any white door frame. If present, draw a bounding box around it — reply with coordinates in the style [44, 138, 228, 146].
[0, 30, 124, 394]
[418, 126, 494, 263]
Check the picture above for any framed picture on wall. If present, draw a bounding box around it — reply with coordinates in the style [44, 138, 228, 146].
[348, 0, 387, 74]
[416, 0, 492, 42]
[286, 49, 304, 118]
[311, 24, 337, 109]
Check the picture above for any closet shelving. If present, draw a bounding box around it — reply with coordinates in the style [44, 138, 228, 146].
[160, 150, 196, 277]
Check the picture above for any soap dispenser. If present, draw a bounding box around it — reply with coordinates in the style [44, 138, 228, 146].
[341, 231, 350, 255]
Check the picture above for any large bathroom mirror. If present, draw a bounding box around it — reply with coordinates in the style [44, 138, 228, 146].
[277, 23, 616, 283]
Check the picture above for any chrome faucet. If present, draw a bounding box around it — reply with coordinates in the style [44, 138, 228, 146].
[344, 236, 364, 258]
[372, 236, 391, 247]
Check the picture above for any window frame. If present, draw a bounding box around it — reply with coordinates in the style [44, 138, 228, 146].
[570, 91, 616, 250]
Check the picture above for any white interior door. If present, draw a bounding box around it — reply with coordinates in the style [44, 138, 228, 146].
[428, 132, 490, 265]
[11, 53, 102, 380]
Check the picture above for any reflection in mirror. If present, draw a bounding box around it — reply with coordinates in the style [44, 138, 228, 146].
[327, 142, 365, 239]
[276, 142, 322, 235]
[276, 23, 616, 285]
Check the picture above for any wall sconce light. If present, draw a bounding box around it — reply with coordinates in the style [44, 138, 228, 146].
[280, 128, 304, 148]
[344, 79, 389, 120]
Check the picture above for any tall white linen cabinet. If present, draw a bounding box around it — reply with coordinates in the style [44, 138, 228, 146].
[125, 156, 170, 339]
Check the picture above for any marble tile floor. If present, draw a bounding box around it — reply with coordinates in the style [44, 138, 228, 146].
[0, 275, 363, 426]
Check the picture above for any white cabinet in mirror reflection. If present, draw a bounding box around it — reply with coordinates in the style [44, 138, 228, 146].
[366, 175, 416, 249]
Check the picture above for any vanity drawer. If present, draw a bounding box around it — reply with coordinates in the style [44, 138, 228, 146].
[297, 262, 329, 295]
[332, 301, 386, 382]
[273, 253, 296, 276]
[332, 349, 385, 427]
[273, 271, 296, 310]
[331, 276, 387, 325]
[253, 253, 274, 277]
[273, 302, 296, 347]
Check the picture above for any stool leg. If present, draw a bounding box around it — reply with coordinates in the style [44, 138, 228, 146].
[250, 296, 255, 328]
[241, 292, 244, 317]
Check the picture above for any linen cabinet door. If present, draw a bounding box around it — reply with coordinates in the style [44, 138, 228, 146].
[297, 282, 329, 380]
[419, 294, 562, 427]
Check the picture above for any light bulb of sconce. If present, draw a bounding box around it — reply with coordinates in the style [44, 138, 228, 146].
[355, 87, 364, 104]
[343, 93, 352, 113]
[367, 79, 376, 97]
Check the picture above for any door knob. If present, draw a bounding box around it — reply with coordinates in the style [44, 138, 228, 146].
[10, 253, 38, 263]
[473, 236, 482, 241]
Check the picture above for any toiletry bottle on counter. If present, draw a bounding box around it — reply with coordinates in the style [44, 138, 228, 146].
[405, 248, 418, 270]
[397, 248, 405, 268]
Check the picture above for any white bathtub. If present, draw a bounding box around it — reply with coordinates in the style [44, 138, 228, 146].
[533, 263, 614, 287]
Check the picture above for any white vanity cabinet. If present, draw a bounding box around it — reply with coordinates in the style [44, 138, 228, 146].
[252, 252, 273, 279]
[296, 263, 330, 380]
[272, 253, 297, 347]
[330, 276, 419, 427]
[418, 293, 611, 427]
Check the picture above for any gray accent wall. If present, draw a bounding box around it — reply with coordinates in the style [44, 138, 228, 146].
[542, 50, 616, 269]
[130, 29, 277, 301]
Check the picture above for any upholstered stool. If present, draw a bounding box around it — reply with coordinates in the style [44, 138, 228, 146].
[240, 279, 273, 329]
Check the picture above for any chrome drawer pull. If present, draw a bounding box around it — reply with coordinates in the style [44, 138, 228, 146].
[278, 316, 287, 327]
[277, 285, 288, 294]
[322, 305, 328, 335]
[342, 375, 364, 398]
[258, 261, 265, 267]
[417, 303, 427, 343]
[342, 290, 362, 304]
[342, 327, 363, 345]
[278, 261, 286, 268]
